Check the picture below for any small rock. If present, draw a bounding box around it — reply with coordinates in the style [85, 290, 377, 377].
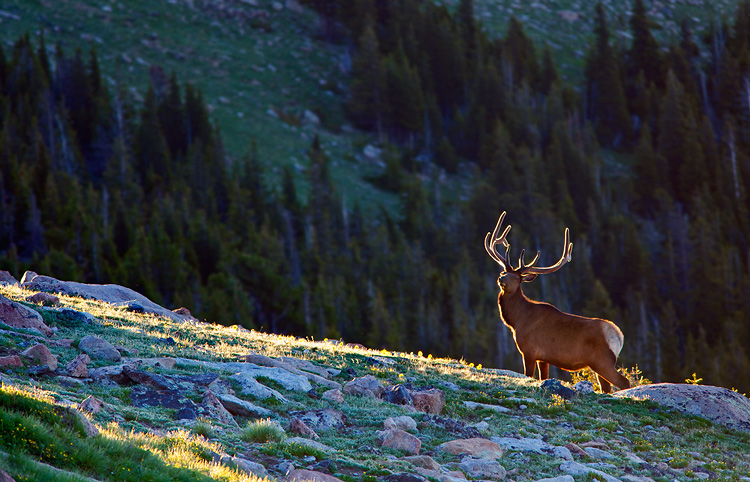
[25, 292, 60, 306]
[534, 476, 574, 482]
[290, 408, 346, 431]
[377, 429, 421, 455]
[585, 447, 615, 459]
[303, 109, 320, 125]
[464, 401, 510, 413]
[459, 456, 507, 480]
[321, 388, 344, 402]
[202, 391, 238, 427]
[574, 380, 595, 395]
[565, 442, 587, 457]
[287, 469, 343, 482]
[343, 375, 384, 398]
[285, 437, 335, 453]
[0, 355, 23, 368]
[0, 271, 19, 285]
[215, 392, 273, 418]
[436, 438, 504, 459]
[20, 343, 57, 371]
[290, 418, 320, 440]
[0, 293, 53, 336]
[383, 474, 429, 482]
[411, 388, 445, 414]
[540, 379, 576, 400]
[78, 335, 121, 362]
[79, 396, 104, 414]
[384, 416, 417, 432]
[221, 455, 268, 478]
[0, 469, 16, 482]
[65, 354, 90, 378]
[560, 461, 620, 482]
[401, 455, 441, 471]
[384, 384, 413, 405]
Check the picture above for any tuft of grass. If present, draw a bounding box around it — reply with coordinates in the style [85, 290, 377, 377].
[240, 418, 286, 443]
[260, 441, 327, 460]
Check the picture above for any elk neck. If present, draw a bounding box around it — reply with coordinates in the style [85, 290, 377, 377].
[497, 286, 530, 329]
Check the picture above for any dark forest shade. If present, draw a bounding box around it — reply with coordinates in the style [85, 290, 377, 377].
[3, 0, 750, 392]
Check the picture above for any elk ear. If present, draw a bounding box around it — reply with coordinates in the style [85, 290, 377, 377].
[521, 273, 538, 283]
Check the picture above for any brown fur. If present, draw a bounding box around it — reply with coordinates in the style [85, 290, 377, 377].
[497, 271, 630, 393]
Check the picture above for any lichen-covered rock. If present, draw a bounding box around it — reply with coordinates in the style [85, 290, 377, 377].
[215, 392, 273, 418]
[21, 343, 57, 371]
[384, 415, 418, 433]
[0, 355, 23, 368]
[458, 456, 507, 480]
[0, 294, 53, 336]
[615, 383, 750, 432]
[65, 354, 90, 378]
[411, 388, 445, 414]
[290, 418, 320, 439]
[78, 335, 121, 362]
[377, 429, 421, 455]
[0, 271, 18, 285]
[25, 292, 60, 306]
[343, 375, 384, 398]
[287, 469, 343, 482]
[436, 438, 504, 459]
[202, 391, 238, 427]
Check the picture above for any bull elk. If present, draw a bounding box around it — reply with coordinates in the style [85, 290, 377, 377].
[484, 212, 630, 393]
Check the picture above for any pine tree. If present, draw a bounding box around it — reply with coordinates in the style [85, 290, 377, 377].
[626, 0, 664, 89]
[585, 3, 631, 147]
[348, 19, 385, 138]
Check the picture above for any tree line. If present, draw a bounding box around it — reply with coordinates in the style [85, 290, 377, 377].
[2, 0, 750, 391]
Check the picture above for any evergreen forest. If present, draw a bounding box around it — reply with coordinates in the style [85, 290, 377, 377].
[2, 0, 750, 392]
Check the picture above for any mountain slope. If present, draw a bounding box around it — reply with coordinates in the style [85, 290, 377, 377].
[1, 275, 750, 481]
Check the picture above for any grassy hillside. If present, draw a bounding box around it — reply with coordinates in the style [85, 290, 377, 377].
[1, 283, 750, 481]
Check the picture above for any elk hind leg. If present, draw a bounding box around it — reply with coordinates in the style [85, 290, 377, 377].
[537, 361, 549, 380]
[522, 355, 537, 379]
[591, 358, 631, 392]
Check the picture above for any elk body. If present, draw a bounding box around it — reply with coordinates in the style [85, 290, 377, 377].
[485, 212, 630, 393]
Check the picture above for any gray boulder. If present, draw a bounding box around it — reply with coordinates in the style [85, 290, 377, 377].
[0, 294, 53, 336]
[615, 383, 750, 433]
[78, 335, 121, 362]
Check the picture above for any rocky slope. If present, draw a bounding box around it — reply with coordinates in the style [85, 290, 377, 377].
[1, 271, 749, 482]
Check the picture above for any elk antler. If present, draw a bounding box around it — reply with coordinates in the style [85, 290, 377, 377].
[484, 212, 512, 270]
[520, 227, 573, 275]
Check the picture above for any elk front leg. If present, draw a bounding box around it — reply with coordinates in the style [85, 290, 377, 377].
[522, 355, 537, 379]
[537, 361, 549, 380]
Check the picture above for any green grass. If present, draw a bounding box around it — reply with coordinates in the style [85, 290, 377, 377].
[239, 419, 286, 444]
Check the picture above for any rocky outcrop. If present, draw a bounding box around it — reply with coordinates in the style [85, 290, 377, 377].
[614, 383, 750, 432]
[19, 272, 193, 322]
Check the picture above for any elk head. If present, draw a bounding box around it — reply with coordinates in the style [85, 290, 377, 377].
[484, 211, 573, 295]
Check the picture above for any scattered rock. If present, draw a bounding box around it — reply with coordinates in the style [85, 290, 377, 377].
[285, 437, 335, 453]
[402, 455, 441, 471]
[289, 408, 346, 431]
[129, 386, 200, 416]
[343, 375, 384, 398]
[303, 109, 320, 125]
[491, 436, 572, 460]
[290, 417, 320, 439]
[574, 380, 595, 395]
[56, 405, 99, 438]
[534, 476, 574, 482]
[383, 474, 429, 482]
[25, 292, 60, 306]
[540, 379, 576, 400]
[0, 470, 16, 482]
[384, 384, 413, 405]
[287, 469, 343, 482]
[54, 308, 96, 325]
[422, 415, 483, 439]
[436, 438, 504, 459]
[559, 461, 620, 482]
[79, 395, 104, 414]
[585, 447, 615, 459]
[230, 372, 289, 402]
[0, 271, 19, 285]
[411, 388, 445, 414]
[321, 388, 344, 402]
[78, 335, 121, 362]
[0, 293, 53, 336]
[564, 442, 587, 457]
[0, 355, 23, 367]
[384, 416, 417, 432]
[377, 429, 421, 455]
[464, 401, 510, 413]
[459, 456, 507, 480]
[220, 455, 268, 477]
[65, 354, 90, 378]
[202, 391, 238, 427]
[615, 383, 750, 433]
[215, 392, 273, 418]
[20, 343, 57, 371]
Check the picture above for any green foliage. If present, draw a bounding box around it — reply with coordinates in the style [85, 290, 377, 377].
[240, 419, 286, 443]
